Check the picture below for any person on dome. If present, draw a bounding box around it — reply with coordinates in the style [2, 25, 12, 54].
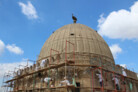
[96, 71, 104, 87]
[122, 68, 127, 85]
[112, 75, 120, 90]
[44, 77, 53, 87]
[60, 77, 70, 86]
[122, 68, 127, 76]
[41, 59, 46, 68]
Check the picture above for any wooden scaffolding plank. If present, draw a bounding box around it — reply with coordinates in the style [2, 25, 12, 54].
[5, 63, 138, 83]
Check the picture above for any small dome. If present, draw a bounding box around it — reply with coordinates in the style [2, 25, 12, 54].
[38, 23, 114, 63]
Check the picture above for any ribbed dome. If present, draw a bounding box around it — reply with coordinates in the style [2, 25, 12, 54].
[38, 23, 114, 63]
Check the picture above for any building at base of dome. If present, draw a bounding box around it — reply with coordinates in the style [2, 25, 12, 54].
[3, 54, 138, 92]
[2, 23, 138, 92]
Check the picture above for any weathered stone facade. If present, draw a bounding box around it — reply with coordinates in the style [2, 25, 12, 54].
[3, 23, 138, 92]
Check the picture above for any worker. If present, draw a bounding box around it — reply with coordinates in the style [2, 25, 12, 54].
[112, 75, 120, 90]
[122, 68, 127, 84]
[60, 77, 70, 86]
[49, 78, 55, 87]
[40, 59, 46, 68]
[96, 72, 104, 87]
[44, 77, 52, 87]
[122, 68, 127, 76]
[45, 59, 49, 67]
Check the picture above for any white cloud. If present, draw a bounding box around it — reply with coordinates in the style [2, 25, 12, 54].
[6, 44, 24, 55]
[18, 1, 38, 19]
[97, 14, 105, 28]
[98, 1, 138, 40]
[0, 40, 24, 55]
[0, 40, 5, 56]
[109, 44, 122, 58]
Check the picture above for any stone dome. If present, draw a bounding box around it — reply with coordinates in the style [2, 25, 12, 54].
[38, 23, 114, 64]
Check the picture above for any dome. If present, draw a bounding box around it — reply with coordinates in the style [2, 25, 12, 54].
[38, 23, 114, 64]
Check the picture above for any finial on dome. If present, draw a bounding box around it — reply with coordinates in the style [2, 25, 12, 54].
[72, 14, 77, 23]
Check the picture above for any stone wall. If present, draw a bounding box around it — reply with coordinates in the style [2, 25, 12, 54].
[10, 53, 138, 92]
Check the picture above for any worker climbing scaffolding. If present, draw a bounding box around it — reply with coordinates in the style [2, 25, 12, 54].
[96, 71, 104, 87]
[112, 75, 120, 90]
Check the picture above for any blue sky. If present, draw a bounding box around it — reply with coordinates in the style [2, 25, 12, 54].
[0, 0, 138, 90]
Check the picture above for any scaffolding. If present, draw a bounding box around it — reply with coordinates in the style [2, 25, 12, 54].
[2, 40, 138, 92]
